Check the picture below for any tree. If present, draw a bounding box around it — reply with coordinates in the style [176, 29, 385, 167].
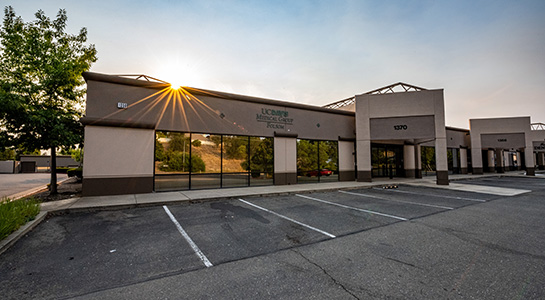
[0, 6, 97, 194]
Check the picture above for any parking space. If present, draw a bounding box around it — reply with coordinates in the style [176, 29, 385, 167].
[457, 176, 545, 191]
[1, 176, 543, 299]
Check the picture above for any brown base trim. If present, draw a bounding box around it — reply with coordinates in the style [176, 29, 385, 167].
[460, 168, 468, 174]
[405, 169, 415, 178]
[472, 167, 483, 175]
[339, 170, 355, 181]
[526, 168, 535, 176]
[486, 167, 495, 173]
[496, 167, 505, 173]
[415, 169, 422, 179]
[538, 165, 545, 170]
[436, 171, 449, 185]
[274, 172, 297, 185]
[83, 177, 153, 196]
[357, 171, 372, 182]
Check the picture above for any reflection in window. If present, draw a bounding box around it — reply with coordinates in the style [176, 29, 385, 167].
[154, 131, 274, 191]
[154, 132, 190, 191]
[191, 134, 221, 189]
[297, 139, 338, 183]
[249, 137, 274, 186]
[223, 135, 249, 187]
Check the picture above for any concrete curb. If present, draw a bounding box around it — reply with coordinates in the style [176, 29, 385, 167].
[0, 211, 48, 256]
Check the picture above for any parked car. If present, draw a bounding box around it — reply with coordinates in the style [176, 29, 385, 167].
[306, 169, 333, 177]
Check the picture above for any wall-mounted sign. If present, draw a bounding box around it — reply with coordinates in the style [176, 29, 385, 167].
[117, 102, 128, 109]
[370, 115, 434, 140]
[481, 133, 525, 149]
[256, 108, 293, 129]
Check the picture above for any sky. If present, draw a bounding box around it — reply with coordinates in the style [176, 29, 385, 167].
[5, 0, 545, 128]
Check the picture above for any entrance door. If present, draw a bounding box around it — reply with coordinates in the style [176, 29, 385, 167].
[371, 144, 403, 177]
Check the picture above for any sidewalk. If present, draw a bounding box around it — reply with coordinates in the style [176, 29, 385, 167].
[40, 171, 533, 213]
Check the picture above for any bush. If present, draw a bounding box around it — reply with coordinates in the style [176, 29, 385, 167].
[56, 167, 70, 173]
[67, 167, 83, 179]
[0, 197, 41, 241]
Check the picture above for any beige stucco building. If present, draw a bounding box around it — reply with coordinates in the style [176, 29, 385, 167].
[81, 73, 542, 196]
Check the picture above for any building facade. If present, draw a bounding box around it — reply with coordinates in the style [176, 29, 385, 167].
[81, 72, 540, 196]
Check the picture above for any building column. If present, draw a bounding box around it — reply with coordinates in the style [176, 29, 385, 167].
[338, 140, 356, 181]
[273, 137, 297, 185]
[495, 149, 504, 173]
[415, 144, 422, 178]
[460, 148, 468, 174]
[516, 151, 522, 170]
[357, 140, 372, 182]
[404, 145, 415, 178]
[487, 149, 495, 173]
[471, 147, 483, 175]
[435, 138, 449, 185]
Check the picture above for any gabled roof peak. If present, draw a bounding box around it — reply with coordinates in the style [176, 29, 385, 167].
[323, 82, 428, 110]
[364, 82, 427, 95]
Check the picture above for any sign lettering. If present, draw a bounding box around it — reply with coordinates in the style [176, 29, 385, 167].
[393, 125, 408, 130]
[256, 107, 293, 129]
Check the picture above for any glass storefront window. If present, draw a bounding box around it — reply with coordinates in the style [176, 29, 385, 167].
[222, 135, 249, 188]
[154, 131, 274, 191]
[249, 137, 274, 186]
[421, 146, 436, 176]
[318, 140, 338, 182]
[297, 139, 338, 183]
[191, 134, 221, 189]
[154, 132, 190, 191]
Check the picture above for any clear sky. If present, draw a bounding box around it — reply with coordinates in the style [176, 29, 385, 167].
[5, 0, 545, 128]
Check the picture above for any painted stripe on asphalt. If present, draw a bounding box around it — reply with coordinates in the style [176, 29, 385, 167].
[297, 194, 408, 221]
[238, 199, 336, 238]
[338, 190, 454, 210]
[163, 205, 213, 268]
[372, 188, 487, 202]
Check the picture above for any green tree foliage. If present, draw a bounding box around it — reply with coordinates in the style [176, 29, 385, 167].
[297, 140, 338, 173]
[244, 137, 273, 174]
[0, 148, 15, 160]
[159, 151, 205, 173]
[223, 136, 247, 160]
[0, 6, 97, 193]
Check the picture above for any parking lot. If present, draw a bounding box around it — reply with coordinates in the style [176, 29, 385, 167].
[1, 176, 544, 299]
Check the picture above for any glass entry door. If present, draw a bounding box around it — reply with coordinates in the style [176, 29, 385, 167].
[371, 144, 404, 177]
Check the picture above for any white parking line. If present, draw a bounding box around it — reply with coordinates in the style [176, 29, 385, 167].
[297, 194, 408, 221]
[372, 188, 487, 202]
[338, 190, 454, 210]
[163, 205, 213, 268]
[238, 199, 336, 238]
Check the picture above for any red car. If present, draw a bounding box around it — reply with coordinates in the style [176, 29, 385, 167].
[306, 169, 333, 177]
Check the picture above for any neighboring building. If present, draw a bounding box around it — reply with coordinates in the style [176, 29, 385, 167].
[81, 73, 539, 196]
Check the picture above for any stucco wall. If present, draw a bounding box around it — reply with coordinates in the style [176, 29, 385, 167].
[83, 126, 154, 178]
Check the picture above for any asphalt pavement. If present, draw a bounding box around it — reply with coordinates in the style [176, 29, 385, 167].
[0, 176, 543, 299]
[0, 173, 68, 199]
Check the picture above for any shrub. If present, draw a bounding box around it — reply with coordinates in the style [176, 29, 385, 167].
[56, 167, 70, 173]
[0, 197, 41, 241]
[67, 167, 83, 179]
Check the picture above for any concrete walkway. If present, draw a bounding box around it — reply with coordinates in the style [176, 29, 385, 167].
[40, 171, 535, 213]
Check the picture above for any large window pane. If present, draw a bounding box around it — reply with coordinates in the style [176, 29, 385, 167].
[249, 137, 274, 186]
[154, 131, 190, 191]
[319, 140, 338, 182]
[191, 134, 221, 189]
[222, 135, 249, 187]
[421, 146, 436, 176]
[297, 139, 319, 183]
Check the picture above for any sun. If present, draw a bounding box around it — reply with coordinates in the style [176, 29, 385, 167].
[169, 82, 183, 90]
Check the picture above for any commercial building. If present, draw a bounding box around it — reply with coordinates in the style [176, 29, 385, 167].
[81, 72, 541, 196]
